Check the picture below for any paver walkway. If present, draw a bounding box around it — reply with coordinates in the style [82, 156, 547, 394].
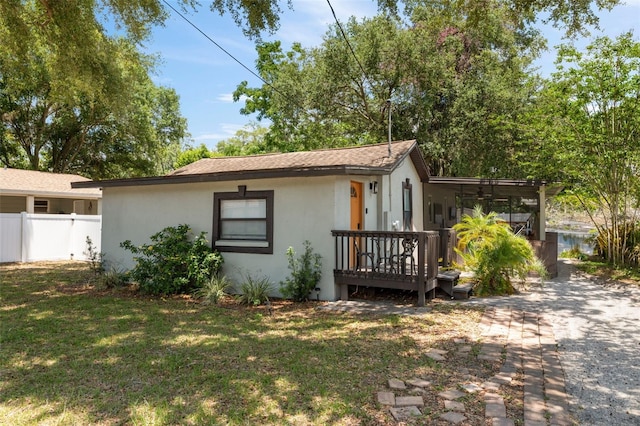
[322, 260, 640, 424]
[321, 300, 573, 424]
[478, 307, 572, 425]
[469, 260, 640, 425]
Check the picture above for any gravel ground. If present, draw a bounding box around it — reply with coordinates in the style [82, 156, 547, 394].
[466, 260, 640, 425]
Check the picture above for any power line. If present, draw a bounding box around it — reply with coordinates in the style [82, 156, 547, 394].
[325, 0, 374, 91]
[160, 0, 291, 101]
[326, 0, 391, 144]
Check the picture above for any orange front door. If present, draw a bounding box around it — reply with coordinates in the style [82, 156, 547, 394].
[350, 181, 363, 231]
[350, 181, 363, 268]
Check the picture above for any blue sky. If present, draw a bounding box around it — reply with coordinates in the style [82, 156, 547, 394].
[143, 1, 639, 150]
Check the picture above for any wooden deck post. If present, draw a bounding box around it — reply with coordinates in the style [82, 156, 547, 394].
[417, 232, 426, 307]
[340, 284, 349, 301]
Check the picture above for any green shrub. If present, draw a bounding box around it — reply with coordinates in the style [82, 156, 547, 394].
[84, 236, 104, 275]
[188, 234, 224, 288]
[238, 273, 272, 306]
[101, 266, 129, 289]
[120, 224, 223, 295]
[279, 240, 322, 302]
[194, 275, 234, 305]
[454, 206, 547, 296]
[560, 245, 588, 260]
[594, 222, 640, 266]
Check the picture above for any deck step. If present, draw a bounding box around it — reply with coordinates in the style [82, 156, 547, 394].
[452, 284, 473, 300]
[437, 270, 461, 297]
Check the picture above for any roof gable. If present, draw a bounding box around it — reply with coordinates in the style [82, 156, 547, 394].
[0, 168, 101, 198]
[73, 140, 430, 189]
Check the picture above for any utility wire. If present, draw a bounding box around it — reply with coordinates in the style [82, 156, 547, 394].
[160, 0, 290, 101]
[326, 0, 391, 143]
[325, 0, 374, 91]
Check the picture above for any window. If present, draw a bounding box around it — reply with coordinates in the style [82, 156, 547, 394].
[34, 199, 49, 213]
[402, 179, 412, 231]
[213, 190, 274, 254]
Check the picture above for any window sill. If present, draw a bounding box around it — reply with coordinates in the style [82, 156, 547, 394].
[214, 240, 272, 254]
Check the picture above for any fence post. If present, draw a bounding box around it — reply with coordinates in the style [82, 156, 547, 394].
[20, 211, 27, 263]
[69, 213, 76, 260]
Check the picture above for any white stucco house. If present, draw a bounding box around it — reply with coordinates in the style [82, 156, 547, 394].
[73, 140, 560, 303]
[0, 168, 102, 263]
[0, 168, 101, 215]
[72, 140, 430, 301]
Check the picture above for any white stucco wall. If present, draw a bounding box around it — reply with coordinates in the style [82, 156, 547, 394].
[102, 176, 343, 300]
[101, 156, 425, 301]
[380, 157, 424, 232]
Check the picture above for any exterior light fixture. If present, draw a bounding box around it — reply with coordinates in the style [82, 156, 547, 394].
[370, 181, 378, 194]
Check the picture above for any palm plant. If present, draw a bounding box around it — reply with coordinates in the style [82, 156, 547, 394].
[194, 275, 234, 305]
[453, 206, 546, 295]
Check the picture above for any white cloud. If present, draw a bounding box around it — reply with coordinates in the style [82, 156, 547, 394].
[215, 93, 236, 102]
[192, 123, 246, 147]
[216, 93, 234, 102]
[206, 93, 247, 103]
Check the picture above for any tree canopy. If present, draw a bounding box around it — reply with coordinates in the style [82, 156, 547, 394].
[0, 34, 187, 178]
[0, 0, 167, 106]
[0, 1, 189, 178]
[233, 2, 545, 176]
[0, 0, 619, 101]
[1, 0, 623, 178]
[213, 0, 620, 38]
[529, 32, 640, 265]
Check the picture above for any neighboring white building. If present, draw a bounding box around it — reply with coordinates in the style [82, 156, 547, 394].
[0, 168, 101, 215]
[0, 168, 102, 263]
[73, 140, 428, 301]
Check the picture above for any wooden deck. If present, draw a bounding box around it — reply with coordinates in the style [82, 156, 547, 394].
[331, 230, 441, 306]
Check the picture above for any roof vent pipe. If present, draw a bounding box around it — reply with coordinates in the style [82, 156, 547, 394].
[386, 99, 392, 157]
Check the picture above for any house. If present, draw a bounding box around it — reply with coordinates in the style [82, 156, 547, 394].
[0, 168, 102, 215]
[0, 168, 102, 263]
[72, 140, 429, 301]
[72, 140, 559, 304]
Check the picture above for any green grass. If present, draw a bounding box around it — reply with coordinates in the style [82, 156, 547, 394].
[576, 259, 640, 283]
[0, 262, 488, 425]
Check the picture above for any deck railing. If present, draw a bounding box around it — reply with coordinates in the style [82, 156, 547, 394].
[331, 230, 440, 306]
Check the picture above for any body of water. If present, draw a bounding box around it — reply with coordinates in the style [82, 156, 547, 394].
[551, 230, 595, 256]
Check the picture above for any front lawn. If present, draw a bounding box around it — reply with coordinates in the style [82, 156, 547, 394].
[1, 262, 505, 425]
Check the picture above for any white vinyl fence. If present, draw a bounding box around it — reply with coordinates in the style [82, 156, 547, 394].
[0, 213, 101, 263]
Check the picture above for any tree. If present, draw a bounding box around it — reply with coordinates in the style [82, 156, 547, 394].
[0, 36, 188, 178]
[214, 123, 270, 156]
[531, 33, 640, 265]
[211, 0, 621, 39]
[233, 4, 543, 176]
[0, 0, 617, 102]
[0, 0, 166, 107]
[174, 144, 212, 169]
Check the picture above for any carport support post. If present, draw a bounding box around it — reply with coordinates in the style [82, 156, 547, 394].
[417, 233, 426, 307]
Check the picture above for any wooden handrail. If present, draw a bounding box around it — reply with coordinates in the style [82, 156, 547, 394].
[331, 230, 440, 306]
